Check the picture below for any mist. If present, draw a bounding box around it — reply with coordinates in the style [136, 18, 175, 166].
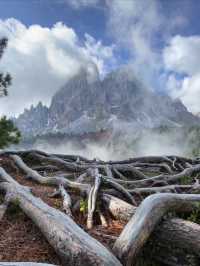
[23, 127, 200, 160]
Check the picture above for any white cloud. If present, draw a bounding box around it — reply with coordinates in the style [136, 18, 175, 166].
[105, 0, 189, 92]
[164, 35, 200, 113]
[83, 33, 116, 75]
[105, 0, 164, 87]
[0, 18, 115, 116]
[164, 35, 200, 75]
[66, 0, 100, 9]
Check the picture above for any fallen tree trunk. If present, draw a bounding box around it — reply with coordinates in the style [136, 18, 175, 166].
[0, 262, 55, 266]
[58, 184, 72, 217]
[3, 151, 200, 266]
[0, 167, 122, 266]
[87, 168, 102, 229]
[113, 193, 200, 266]
[101, 194, 137, 222]
[0, 202, 8, 220]
[102, 194, 200, 265]
[10, 154, 90, 193]
[141, 218, 200, 266]
[153, 218, 200, 257]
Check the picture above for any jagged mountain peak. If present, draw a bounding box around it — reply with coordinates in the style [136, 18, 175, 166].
[106, 65, 136, 80]
[68, 62, 100, 83]
[14, 66, 200, 137]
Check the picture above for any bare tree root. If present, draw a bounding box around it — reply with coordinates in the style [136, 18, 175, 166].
[142, 218, 200, 266]
[153, 218, 200, 257]
[102, 194, 200, 265]
[101, 194, 137, 222]
[102, 177, 137, 205]
[58, 184, 72, 217]
[10, 154, 90, 193]
[1, 151, 200, 265]
[0, 201, 8, 220]
[87, 169, 101, 229]
[113, 193, 200, 266]
[99, 211, 108, 227]
[104, 165, 113, 179]
[0, 263, 58, 266]
[113, 168, 127, 180]
[0, 167, 122, 266]
[128, 183, 200, 195]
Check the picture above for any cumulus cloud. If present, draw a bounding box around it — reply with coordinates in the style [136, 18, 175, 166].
[164, 35, 200, 75]
[106, 0, 162, 67]
[164, 35, 200, 113]
[0, 18, 115, 116]
[104, 0, 167, 93]
[64, 0, 100, 9]
[83, 33, 116, 76]
[105, 0, 189, 91]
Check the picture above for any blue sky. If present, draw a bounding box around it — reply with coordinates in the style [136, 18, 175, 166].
[0, 1, 199, 45]
[0, 0, 200, 115]
[0, 1, 108, 42]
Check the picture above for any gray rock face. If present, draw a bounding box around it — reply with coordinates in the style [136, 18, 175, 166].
[14, 67, 200, 137]
[14, 102, 49, 136]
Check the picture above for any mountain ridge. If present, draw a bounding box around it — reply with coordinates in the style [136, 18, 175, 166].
[14, 66, 200, 137]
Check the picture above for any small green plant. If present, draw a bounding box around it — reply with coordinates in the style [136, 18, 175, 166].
[187, 203, 200, 223]
[136, 261, 160, 266]
[7, 198, 21, 216]
[54, 198, 61, 208]
[0, 195, 4, 204]
[180, 175, 193, 185]
[179, 202, 200, 224]
[80, 198, 88, 213]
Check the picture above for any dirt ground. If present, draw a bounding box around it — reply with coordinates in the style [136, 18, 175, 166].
[0, 155, 125, 265]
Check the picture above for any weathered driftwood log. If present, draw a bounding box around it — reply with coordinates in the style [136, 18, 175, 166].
[99, 211, 108, 227]
[102, 176, 137, 205]
[145, 218, 200, 266]
[113, 193, 200, 266]
[104, 165, 114, 179]
[107, 156, 174, 166]
[102, 194, 137, 222]
[58, 184, 72, 217]
[112, 163, 200, 189]
[0, 202, 8, 220]
[116, 165, 146, 180]
[32, 165, 59, 171]
[51, 153, 93, 163]
[76, 172, 87, 182]
[133, 162, 174, 174]
[87, 169, 101, 229]
[11, 155, 137, 206]
[0, 168, 122, 266]
[153, 218, 200, 257]
[19, 152, 87, 172]
[4, 151, 200, 266]
[108, 155, 195, 165]
[10, 154, 90, 193]
[113, 168, 127, 180]
[102, 195, 200, 265]
[129, 184, 200, 195]
[0, 264, 58, 266]
[0, 149, 49, 157]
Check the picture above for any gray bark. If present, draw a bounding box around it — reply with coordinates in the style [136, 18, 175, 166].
[113, 193, 200, 266]
[0, 167, 122, 266]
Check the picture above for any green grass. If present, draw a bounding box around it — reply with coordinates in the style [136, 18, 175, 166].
[180, 175, 193, 185]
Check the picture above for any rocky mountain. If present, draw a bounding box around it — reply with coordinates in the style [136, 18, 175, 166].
[14, 67, 200, 137]
[14, 102, 49, 136]
[196, 112, 200, 118]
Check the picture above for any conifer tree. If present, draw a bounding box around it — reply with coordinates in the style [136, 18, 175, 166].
[0, 38, 21, 148]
